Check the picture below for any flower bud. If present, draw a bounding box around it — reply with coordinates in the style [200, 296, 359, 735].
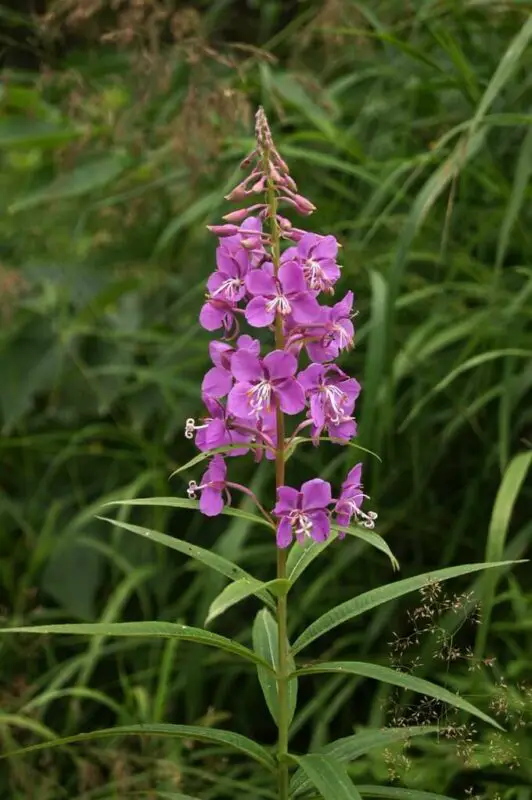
[207, 224, 239, 237]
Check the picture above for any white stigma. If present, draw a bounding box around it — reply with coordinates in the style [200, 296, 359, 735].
[265, 293, 292, 316]
[187, 480, 199, 499]
[185, 418, 208, 440]
[248, 380, 272, 415]
[347, 498, 378, 529]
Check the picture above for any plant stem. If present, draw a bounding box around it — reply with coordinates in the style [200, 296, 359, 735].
[266, 167, 290, 800]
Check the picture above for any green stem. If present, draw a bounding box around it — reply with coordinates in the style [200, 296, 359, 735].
[266, 167, 290, 800]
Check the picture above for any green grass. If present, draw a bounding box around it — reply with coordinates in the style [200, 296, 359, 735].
[1, 0, 532, 797]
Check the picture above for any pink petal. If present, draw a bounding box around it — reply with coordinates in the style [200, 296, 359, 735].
[201, 366, 233, 399]
[276, 378, 306, 415]
[199, 302, 225, 331]
[263, 350, 297, 382]
[298, 363, 325, 392]
[231, 350, 263, 382]
[278, 262, 307, 295]
[301, 479, 332, 511]
[245, 296, 275, 328]
[227, 382, 253, 418]
[274, 486, 299, 515]
[309, 510, 330, 542]
[245, 268, 276, 298]
[276, 518, 293, 548]
[290, 293, 320, 324]
[200, 487, 224, 517]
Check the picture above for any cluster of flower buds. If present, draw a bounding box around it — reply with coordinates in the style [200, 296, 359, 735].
[185, 107, 376, 547]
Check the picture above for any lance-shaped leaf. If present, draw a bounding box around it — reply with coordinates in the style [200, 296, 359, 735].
[206, 578, 289, 626]
[252, 609, 297, 727]
[0, 723, 275, 771]
[98, 517, 276, 611]
[355, 788, 459, 800]
[292, 561, 519, 654]
[104, 497, 274, 529]
[290, 726, 438, 795]
[294, 661, 501, 729]
[0, 622, 274, 672]
[289, 754, 363, 799]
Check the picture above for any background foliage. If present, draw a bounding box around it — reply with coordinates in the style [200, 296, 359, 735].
[1, 1, 531, 798]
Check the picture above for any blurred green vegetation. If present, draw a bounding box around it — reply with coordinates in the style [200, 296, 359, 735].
[1, 0, 531, 798]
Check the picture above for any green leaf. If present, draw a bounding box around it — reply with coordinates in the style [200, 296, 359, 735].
[290, 754, 362, 800]
[475, 451, 532, 657]
[252, 609, 297, 727]
[294, 661, 500, 730]
[287, 523, 398, 586]
[170, 443, 270, 477]
[331, 524, 399, 572]
[0, 723, 275, 771]
[9, 153, 129, 212]
[290, 727, 438, 795]
[496, 126, 532, 269]
[205, 578, 289, 626]
[291, 561, 518, 654]
[355, 788, 459, 800]
[0, 622, 273, 672]
[98, 517, 276, 611]
[104, 497, 274, 529]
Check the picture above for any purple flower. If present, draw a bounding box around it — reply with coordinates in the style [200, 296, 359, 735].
[187, 397, 251, 457]
[227, 349, 306, 418]
[188, 454, 228, 517]
[202, 335, 260, 399]
[199, 295, 239, 336]
[206, 245, 250, 303]
[273, 478, 333, 547]
[282, 233, 341, 294]
[334, 463, 377, 531]
[299, 363, 360, 442]
[245, 262, 319, 328]
[306, 291, 355, 362]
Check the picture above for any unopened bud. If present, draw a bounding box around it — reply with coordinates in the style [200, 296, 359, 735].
[292, 194, 316, 215]
[207, 224, 239, 237]
[223, 204, 264, 224]
[251, 176, 267, 193]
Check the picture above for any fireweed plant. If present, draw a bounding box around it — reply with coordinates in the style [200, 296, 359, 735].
[0, 110, 517, 799]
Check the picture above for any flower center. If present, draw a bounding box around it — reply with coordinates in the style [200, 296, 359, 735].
[212, 277, 243, 301]
[320, 384, 348, 424]
[304, 258, 326, 290]
[288, 509, 313, 538]
[265, 293, 292, 316]
[248, 379, 273, 414]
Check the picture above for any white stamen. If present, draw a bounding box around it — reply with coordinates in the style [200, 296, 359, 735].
[265, 293, 292, 316]
[321, 384, 348, 424]
[334, 323, 352, 349]
[248, 380, 272, 415]
[304, 258, 326, 291]
[289, 510, 313, 538]
[212, 277, 243, 301]
[346, 496, 378, 529]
